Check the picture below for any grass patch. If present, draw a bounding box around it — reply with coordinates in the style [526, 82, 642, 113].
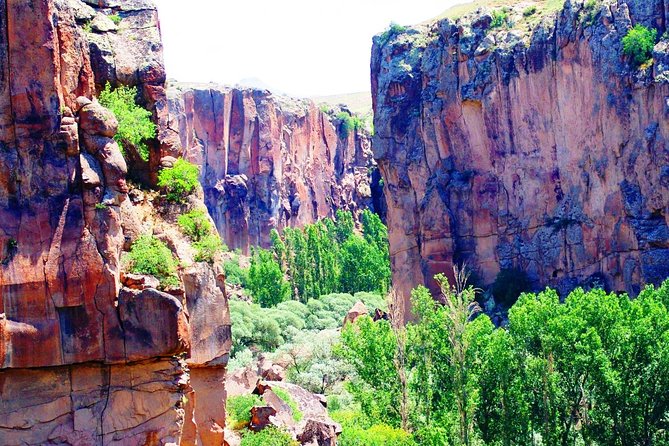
[272, 387, 303, 422]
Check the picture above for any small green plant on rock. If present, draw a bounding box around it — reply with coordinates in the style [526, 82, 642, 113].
[490, 9, 510, 29]
[378, 22, 408, 46]
[108, 13, 122, 25]
[157, 158, 200, 203]
[623, 24, 657, 67]
[127, 235, 179, 288]
[98, 82, 155, 162]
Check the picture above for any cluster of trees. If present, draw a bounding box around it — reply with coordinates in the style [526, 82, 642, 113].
[340, 275, 669, 446]
[247, 210, 390, 307]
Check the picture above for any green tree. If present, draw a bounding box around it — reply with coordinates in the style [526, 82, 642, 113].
[98, 82, 155, 161]
[339, 234, 390, 294]
[247, 248, 290, 307]
[622, 24, 657, 66]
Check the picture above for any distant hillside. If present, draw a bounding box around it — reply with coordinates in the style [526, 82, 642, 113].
[311, 91, 372, 117]
[431, 0, 564, 21]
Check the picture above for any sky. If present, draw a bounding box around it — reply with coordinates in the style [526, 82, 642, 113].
[155, 0, 467, 97]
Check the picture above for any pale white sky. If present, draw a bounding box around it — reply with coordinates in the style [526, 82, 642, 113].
[155, 0, 467, 97]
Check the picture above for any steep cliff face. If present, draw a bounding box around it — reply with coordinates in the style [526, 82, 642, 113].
[165, 84, 379, 252]
[372, 0, 669, 307]
[0, 1, 230, 444]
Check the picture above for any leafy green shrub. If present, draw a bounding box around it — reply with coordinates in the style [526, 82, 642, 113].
[177, 209, 212, 241]
[523, 6, 537, 17]
[336, 112, 363, 139]
[272, 387, 303, 422]
[225, 256, 249, 287]
[490, 9, 509, 28]
[227, 394, 263, 429]
[127, 235, 179, 288]
[98, 82, 155, 161]
[157, 158, 200, 202]
[491, 268, 531, 307]
[193, 234, 225, 264]
[622, 24, 657, 66]
[108, 13, 122, 25]
[240, 427, 297, 446]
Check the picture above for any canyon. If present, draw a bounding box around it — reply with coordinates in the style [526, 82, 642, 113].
[2, 0, 669, 444]
[372, 0, 669, 310]
[164, 83, 380, 253]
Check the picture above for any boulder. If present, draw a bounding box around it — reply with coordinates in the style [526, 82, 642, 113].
[343, 301, 368, 327]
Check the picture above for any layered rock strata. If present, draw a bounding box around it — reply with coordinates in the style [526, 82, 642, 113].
[165, 84, 379, 252]
[372, 0, 669, 308]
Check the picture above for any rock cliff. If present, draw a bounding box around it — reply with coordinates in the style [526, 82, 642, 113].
[165, 84, 380, 253]
[0, 1, 230, 444]
[372, 0, 669, 309]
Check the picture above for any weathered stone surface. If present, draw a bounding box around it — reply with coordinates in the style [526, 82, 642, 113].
[0, 358, 188, 446]
[166, 84, 380, 253]
[372, 0, 669, 311]
[342, 301, 368, 327]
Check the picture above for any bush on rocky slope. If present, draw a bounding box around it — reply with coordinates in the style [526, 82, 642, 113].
[157, 158, 200, 202]
[98, 82, 155, 162]
[126, 235, 179, 288]
[623, 24, 657, 66]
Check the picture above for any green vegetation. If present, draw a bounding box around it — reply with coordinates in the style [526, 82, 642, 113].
[178, 209, 225, 263]
[240, 427, 297, 446]
[338, 275, 669, 445]
[108, 13, 122, 25]
[193, 234, 225, 263]
[623, 24, 657, 66]
[490, 8, 509, 28]
[94, 203, 108, 210]
[98, 82, 155, 162]
[272, 387, 303, 422]
[248, 248, 291, 307]
[177, 209, 212, 241]
[230, 291, 385, 355]
[522, 5, 537, 17]
[225, 254, 249, 287]
[157, 158, 200, 202]
[336, 112, 364, 139]
[258, 210, 390, 304]
[126, 235, 179, 288]
[227, 394, 263, 429]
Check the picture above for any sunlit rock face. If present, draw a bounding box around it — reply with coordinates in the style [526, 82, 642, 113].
[0, 1, 230, 444]
[166, 84, 381, 253]
[372, 0, 669, 310]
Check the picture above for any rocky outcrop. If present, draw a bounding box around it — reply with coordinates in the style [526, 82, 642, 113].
[165, 84, 380, 252]
[372, 0, 669, 309]
[0, 1, 230, 444]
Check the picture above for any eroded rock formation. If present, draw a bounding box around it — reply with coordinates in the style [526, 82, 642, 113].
[0, 1, 230, 444]
[165, 84, 379, 253]
[372, 0, 669, 308]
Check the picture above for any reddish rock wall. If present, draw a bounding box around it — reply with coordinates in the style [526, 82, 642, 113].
[165, 84, 378, 253]
[0, 1, 230, 444]
[372, 0, 669, 309]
